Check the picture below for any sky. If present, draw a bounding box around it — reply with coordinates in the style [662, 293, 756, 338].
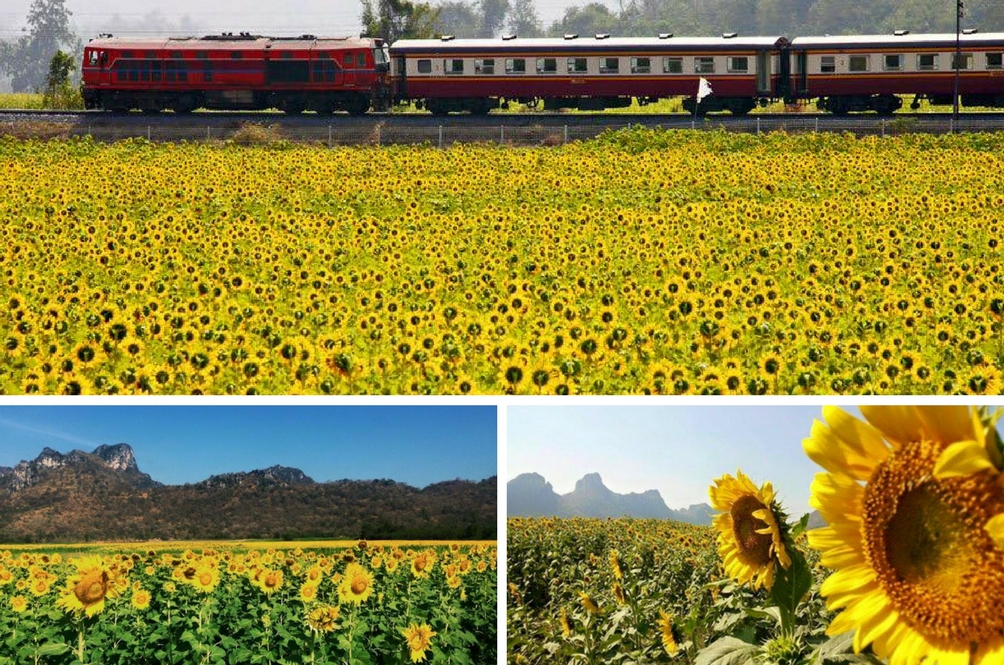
[507, 405, 852, 517]
[0, 0, 590, 39]
[0, 405, 497, 487]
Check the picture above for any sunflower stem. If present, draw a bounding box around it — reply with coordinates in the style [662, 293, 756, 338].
[76, 618, 85, 664]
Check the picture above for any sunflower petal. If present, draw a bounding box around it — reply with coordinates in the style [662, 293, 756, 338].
[859, 406, 925, 448]
[933, 439, 995, 479]
[976, 639, 1004, 665]
[854, 607, 900, 654]
[986, 514, 1004, 550]
[915, 406, 981, 447]
[805, 418, 886, 481]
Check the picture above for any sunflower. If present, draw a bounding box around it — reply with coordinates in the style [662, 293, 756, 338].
[410, 552, 433, 579]
[299, 582, 319, 603]
[804, 405, 1004, 665]
[10, 596, 27, 613]
[708, 470, 792, 590]
[132, 588, 151, 610]
[559, 608, 572, 637]
[401, 623, 437, 663]
[191, 566, 220, 594]
[257, 569, 283, 595]
[656, 610, 678, 656]
[56, 555, 119, 617]
[338, 563, 374, 604]
[306, 605, 340, 633]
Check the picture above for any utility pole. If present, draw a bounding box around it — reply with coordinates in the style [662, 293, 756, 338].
[953, 0, 964, 130]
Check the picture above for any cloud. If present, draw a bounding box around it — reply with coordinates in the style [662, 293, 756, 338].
[0, 416, 97, 451]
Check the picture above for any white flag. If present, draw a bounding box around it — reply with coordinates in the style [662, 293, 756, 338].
[697, 77, 713, 102]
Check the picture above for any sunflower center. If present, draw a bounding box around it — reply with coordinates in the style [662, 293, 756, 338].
[415, 557, 427, 571]
[74, 571, 107, 605]
[730, 494, 773, 566]
[199, 572, 213, 586]
[864, 439, 1004, 644]
[351, 577, 368, 594]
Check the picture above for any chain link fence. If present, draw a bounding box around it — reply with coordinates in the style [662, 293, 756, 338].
[2, 115, 1001, 145]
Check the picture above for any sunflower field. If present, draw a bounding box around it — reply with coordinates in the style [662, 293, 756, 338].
[2, 131, 1004, 394]
[508, 405, 1004, 665]
[0, 541, 497, 665]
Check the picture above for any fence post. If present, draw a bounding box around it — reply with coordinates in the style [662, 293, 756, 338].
[756, 117, 761, 135]
[814, 117, 818, 133]
[881, 119, 885, 138]
[206, 126, 211, 141]
[500, 125, 505, 146]
[563, 125, 568, 145]
[147, 125, 151, 141]
[691, 119, 696, 130]
[438, 125, 443, 149]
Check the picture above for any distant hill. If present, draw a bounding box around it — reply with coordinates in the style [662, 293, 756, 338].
[507, 472, 714, 525]
[0, 445, 496, 543]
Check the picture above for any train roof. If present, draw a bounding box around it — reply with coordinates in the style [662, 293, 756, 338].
[390, 35, 787, 54]
[791, 32, 1004, 49]
[85, 35, 379, 51]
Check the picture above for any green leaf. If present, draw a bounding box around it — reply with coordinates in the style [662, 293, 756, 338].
[695, 637, 761, 665]
[35, 643, 70, 656]
[770, 551, 813, 619]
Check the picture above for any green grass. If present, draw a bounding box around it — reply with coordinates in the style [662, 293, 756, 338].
[0, 93, 45, 109]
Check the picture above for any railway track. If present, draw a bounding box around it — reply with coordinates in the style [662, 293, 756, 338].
[3, 108, 1003, 143]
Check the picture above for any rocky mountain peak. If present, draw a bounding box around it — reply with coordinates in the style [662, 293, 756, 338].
[91, 443, 138, 472]
[0, 443, 150, 492]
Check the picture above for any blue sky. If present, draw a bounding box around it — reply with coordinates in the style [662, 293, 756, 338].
[508, 405, 852, 517]
[0, 406, 497, 487]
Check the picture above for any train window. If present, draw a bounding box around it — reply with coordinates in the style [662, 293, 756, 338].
[417, 59, 432, 73]
[952, 53, 972, 70]
[663, 57, 682, 73]
[988, 53, 1004, 69]
[848, 55, 869, 72]
[568, 57, 588, 74]
[122, 51, 133, 58]
[344, 53, 353, 65]
[357, 53, 366, 67]
[536, 58, 557, 74]
[475, 59, 495, 75]
[694, 57, 715, 74]
[917, 54, 939, 71]
[505, 58, 526, 74]
[600, 57, 619, 74]
[630, 57, 651, 74]
[727, 56, 748, 73]
[146, 51, 156, 59]
[883, 54, 903, 71]
[171, 51, 182, 59]
[820, 56, 835, 73]
[196, 51, 208, 59]
[88, 51, 98, 66]
[445, 59, 464, 75]
[231, 52, 242, 59]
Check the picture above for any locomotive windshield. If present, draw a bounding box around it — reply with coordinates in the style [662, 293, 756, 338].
[374, 45, 389, 72]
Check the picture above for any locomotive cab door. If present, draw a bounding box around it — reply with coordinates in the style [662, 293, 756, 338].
[756, 49, 770, 95]
[796, 51, 808, 96]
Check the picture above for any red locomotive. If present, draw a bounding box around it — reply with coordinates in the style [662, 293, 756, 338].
[81, 33, 391, 114]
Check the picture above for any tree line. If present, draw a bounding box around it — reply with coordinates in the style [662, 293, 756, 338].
[364, 0, 1004, 43]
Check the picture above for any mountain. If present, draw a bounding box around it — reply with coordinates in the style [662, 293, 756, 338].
[507, 472, 714, 525]
[0, 445, 496, 543]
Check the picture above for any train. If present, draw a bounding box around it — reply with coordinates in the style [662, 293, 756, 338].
[81, 30, 1004, 115]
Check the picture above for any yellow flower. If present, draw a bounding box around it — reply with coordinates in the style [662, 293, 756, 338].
[257, 569, 283, 595]
[578, 592, 600, 615]
[306, 604, 340, 633]
[299, 582, 319, 603]
[56, 556, 119, 617]
[338, 563, 374, 604]
[401, 623, 436, 663]
[191, 566, 220, 593]
[609, 550, 623, 580]
[132, 588, 151, 610]
[709, 470, 791, 590]
[559, 608, 572, 637]
[10, 596, 27, 613]
[410, 552, 433, 579]
[804, 405, 1004, 665]
[657, 610, 678, 656]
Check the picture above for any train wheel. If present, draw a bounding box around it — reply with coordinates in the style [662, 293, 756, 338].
[282, 100, 305, 115]
[871, 94, 902, 116]
[344, 97, 370, 116]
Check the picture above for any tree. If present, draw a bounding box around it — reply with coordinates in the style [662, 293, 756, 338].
[478, 0, 510, 36]
[548, 2, 619, 36]
[43, 50, 77, 108]
[507, 0, 543, 36]
[361, 0, 440, 42]
[0, 0, 79, 93]
[435, 1, 481, 36]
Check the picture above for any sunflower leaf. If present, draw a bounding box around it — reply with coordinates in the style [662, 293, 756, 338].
[769, 550, 812, 620]
[695, 637, 761, 665]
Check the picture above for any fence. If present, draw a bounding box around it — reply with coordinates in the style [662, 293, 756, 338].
[3, 115, 1002, 146]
